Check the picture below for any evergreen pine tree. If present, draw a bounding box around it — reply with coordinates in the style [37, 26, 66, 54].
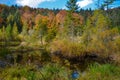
[65, 0, 79, 41]
[6, 24, 12, 40]
[66, 0, 79, 13]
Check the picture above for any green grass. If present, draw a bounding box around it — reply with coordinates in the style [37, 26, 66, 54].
[39, 63, 69, 80]
[0, 63, 70, 80]
[0, 60, 120, 80]
[79, 63, 120, 80]
[0, 65, 37, 80]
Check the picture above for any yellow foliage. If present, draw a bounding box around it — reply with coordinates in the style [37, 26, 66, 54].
[82, 10, 120, 57]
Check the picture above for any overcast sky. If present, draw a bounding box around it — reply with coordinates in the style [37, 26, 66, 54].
[0, 0, 120, 9]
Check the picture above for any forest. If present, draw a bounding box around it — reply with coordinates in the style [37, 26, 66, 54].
[0, 0, 120, 80]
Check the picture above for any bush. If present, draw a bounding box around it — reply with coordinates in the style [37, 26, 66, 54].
[50, 39, 85, 57]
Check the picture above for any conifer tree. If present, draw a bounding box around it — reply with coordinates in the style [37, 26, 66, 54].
[6, 24, 12, 40]
[65, 0, 79, 40]
[66, 0, 79, 13]
[102, 0, 115, 10]
[7, 14, 14, 27]
[96, 0, 115, 10]
[21, 23, 28, 35]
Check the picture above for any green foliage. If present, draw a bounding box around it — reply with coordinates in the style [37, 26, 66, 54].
[0, 4, 120, 80]
[79, 63, 120, 80]
[64, 14, 73, 38]
[114, 37, 120, 52]
[64, 12, 82, 40]
[1, 26, 7, 40]
[102, 0, 115, 10]
[14, 10, 23, 32]
[29, 18, 48, 45]
[0, 64, 69, 80]
[21, 23, 28, 35]
[7, 14, 14, 27]
[0, 29, 3, 40]
[40, 49, 51, 62]
[66, 0, 79, 13]
[65, 0, 80, 41]
[0, 65, 37, 80]
[45, 27, 57, 42]
[82, 10, 120, 56]
[6, 10, 22, 33]
[96, 0, 115, 10]
[0, 48, 10, 58]
[6, 24, 12, 40]
[12, 23, 19, 40]
[37, 18, 48, 36]
[39, 63, 69, 80]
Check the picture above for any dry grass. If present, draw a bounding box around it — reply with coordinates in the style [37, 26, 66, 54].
[50, 39, 85, 57]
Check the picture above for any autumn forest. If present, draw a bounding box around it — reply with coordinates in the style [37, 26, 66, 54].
[0, 0, 120, 80]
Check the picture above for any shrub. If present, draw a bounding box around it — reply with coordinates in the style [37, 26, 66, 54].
[50, 39, 85, 57]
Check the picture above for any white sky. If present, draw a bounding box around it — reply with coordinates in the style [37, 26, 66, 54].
[16, 0, 94, 8]
[16, 0, 55, 8]
[77, 0, 93, 8]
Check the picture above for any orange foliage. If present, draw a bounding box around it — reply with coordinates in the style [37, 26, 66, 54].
[55, 10, 67, 25]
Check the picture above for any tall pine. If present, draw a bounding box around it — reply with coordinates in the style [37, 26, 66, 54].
[66, 0, 79, 13]
[65, 0, 79, 41]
